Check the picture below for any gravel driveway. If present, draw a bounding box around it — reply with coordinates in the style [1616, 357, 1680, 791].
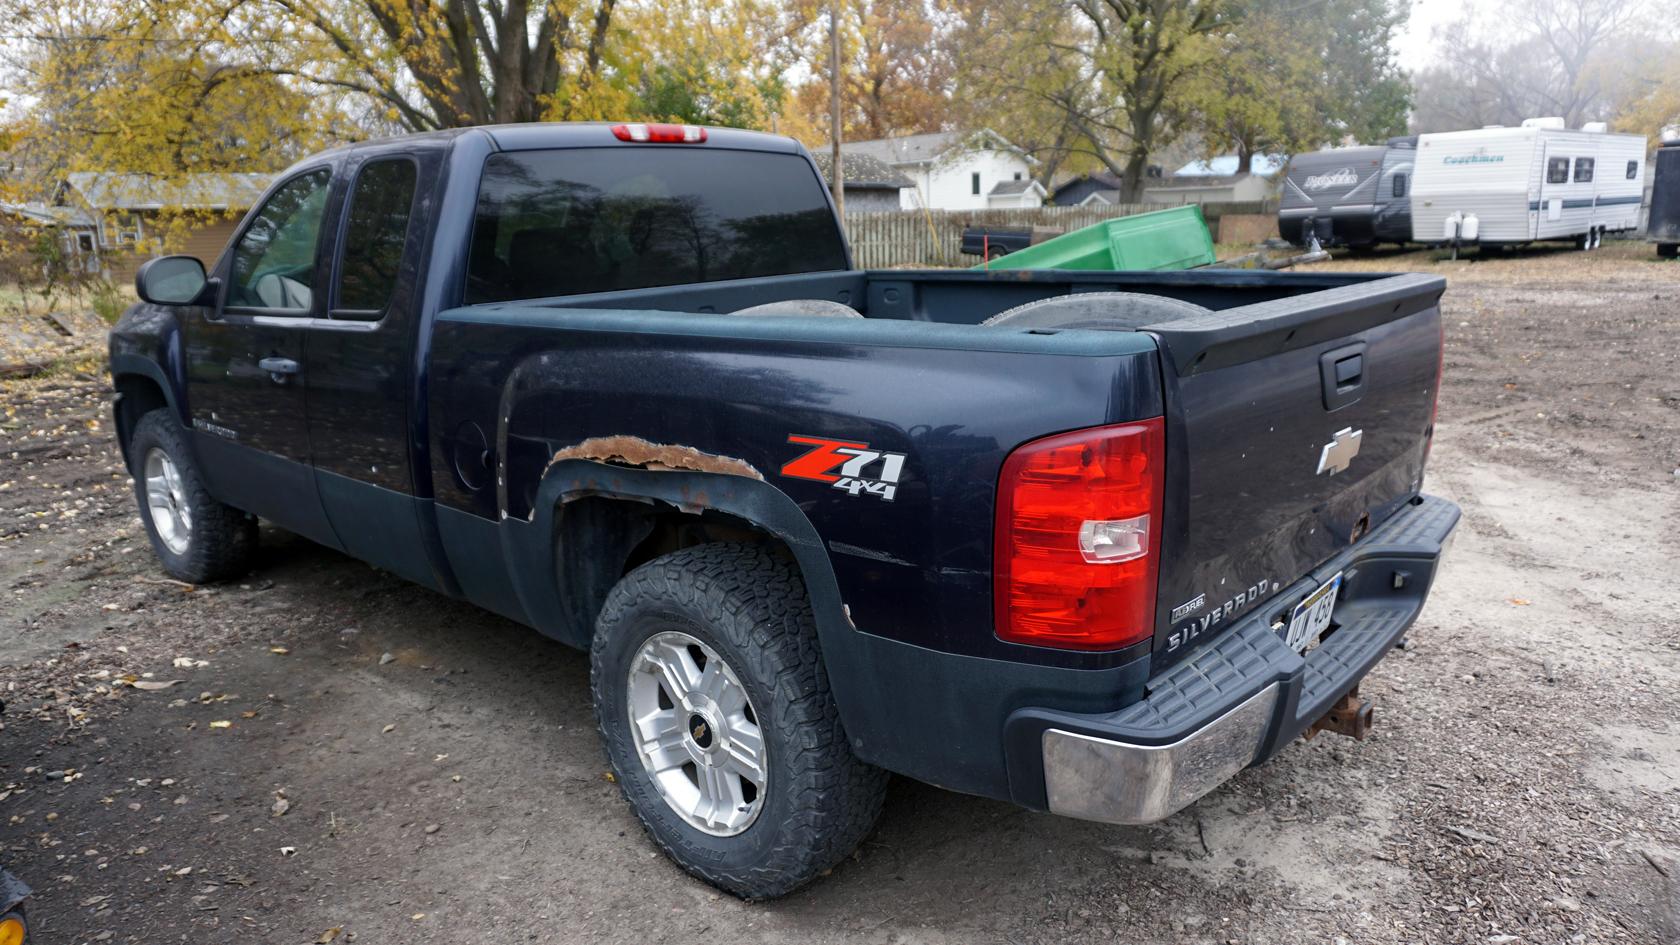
[2, 247, 1677, 944]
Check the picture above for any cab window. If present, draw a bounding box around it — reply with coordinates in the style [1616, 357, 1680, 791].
[227, 170, 332, 312]
[465, 148, 847, 304]
[334, 158, 419, 318]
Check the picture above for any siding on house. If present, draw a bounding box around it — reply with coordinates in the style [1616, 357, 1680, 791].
[107, 217, 242, 286]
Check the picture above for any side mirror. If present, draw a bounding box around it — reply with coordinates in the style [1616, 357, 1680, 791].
[135, 255, 210, 306]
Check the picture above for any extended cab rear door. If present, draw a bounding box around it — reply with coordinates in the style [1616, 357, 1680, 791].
[302, 147, 445, 590]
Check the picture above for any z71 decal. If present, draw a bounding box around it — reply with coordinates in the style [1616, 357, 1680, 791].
[781, 435, 907, 501]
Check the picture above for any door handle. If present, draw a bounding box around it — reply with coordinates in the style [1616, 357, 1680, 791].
[258, 357, 299, 383]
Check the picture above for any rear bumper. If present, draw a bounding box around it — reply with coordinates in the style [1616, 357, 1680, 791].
[1019, 493, 1460, 824]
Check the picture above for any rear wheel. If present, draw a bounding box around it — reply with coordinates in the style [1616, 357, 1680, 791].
[591, 542, 887, 899]
[1660, 243, 1679, 259]
[128, 409, 257, 583]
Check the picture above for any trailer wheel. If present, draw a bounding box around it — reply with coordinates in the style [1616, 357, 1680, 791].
[981, 291, 1210, 330]
[1659, 243, 1678, 259]
[591, 542, 887, 899]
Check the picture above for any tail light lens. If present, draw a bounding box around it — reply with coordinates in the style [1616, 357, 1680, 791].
[611, 122, 708, 143]
[994, 419, 1165, 651]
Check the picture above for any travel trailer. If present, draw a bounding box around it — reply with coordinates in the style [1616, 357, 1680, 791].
[1649, 127, 1679, 259]
[1277, 136, 1416, 249]
[1410, 119, 1646, 252]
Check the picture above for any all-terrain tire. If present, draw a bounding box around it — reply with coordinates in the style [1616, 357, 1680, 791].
[128, 409, 257, 583]
[981, 290, 1210, 330]
[591, 542, 888, 899]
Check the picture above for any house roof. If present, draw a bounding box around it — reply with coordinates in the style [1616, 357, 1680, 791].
[61, 172, 274, 211]
[0, 202, 97, 227]
[841, 129, 1037, 167]
[810, 152, 914, 190]
[1171, 154, 1287, 177]
[988, 179, 1045, 196]
[1050, 171, 1123, 200]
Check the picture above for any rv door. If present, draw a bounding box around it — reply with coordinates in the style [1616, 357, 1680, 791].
[1539, 142, 1564, 232]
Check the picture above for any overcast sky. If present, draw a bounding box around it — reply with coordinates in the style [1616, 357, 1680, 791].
[1394, 0, 1456, 67]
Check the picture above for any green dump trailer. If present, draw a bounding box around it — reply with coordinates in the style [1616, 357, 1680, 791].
[975, 205, 1217, 271]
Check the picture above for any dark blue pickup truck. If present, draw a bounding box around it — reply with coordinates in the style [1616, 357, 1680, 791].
[110, 121, 1459, 899]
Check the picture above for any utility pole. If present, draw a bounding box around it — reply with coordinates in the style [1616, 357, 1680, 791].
[828, 2, 844, 216]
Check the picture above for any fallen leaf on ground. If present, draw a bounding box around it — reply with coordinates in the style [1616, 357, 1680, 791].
[381, 724, 395, 734]
[131, 680, 183, 691]
[209, 720, 232, 729]
[1507, 598, 1530, 606]
[269, 647, 290, 655]
[279, 846, 296, 856]
[271, 796, 290, 817]
[316, 929, 342, 944]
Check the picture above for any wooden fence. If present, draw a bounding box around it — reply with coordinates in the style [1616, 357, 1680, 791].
[841, 202, 1273, 268]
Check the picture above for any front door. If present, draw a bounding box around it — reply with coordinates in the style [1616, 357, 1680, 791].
[183, 166, 342, 548]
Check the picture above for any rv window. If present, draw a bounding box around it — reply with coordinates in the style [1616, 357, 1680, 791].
[1573, 158, 1594, 183]
[1392, 173, 1407, 198]
[1546, 158, 1569, 184]
[1627, 160, 1639, 180]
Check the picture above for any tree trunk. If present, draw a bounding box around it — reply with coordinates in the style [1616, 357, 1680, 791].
[1120, 150, 1150, 204]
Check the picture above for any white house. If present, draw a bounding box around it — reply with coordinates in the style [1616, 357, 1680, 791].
[840, 130, 1042, 210]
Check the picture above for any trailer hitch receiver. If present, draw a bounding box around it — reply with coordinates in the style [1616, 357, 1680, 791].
[1307, 686, 1374, 741]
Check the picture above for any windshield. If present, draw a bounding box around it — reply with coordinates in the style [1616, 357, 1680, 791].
[465, 147, 848, 303]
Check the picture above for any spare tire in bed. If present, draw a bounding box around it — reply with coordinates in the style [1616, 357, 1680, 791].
[981, 291, 1209, 330]
[730, 299, 863, 318]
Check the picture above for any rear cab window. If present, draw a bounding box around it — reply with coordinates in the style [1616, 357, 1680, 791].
[465, 147, 848, 304]
[334, 157, 419, 318]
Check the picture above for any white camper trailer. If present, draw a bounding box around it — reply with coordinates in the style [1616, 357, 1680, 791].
[1411, 119, 1647, 252]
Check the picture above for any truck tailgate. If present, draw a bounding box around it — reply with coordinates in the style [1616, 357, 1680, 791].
[1144, 273, 1446, 663]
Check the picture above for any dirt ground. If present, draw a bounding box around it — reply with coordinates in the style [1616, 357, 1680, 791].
[2, 243, 1678, 945]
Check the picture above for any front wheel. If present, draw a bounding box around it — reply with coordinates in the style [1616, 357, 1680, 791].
[591, 543, 887, 899]
[128, 410, 257, 583]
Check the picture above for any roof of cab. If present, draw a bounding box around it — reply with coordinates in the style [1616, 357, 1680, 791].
[277, 122, 807, 179]
[483, 122, 803, 154]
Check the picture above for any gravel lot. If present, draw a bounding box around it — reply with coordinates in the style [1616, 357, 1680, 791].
[2, 245, 1678, 944]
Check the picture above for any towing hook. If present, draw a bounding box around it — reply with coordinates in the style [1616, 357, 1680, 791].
[1307, 686, 1374, 741]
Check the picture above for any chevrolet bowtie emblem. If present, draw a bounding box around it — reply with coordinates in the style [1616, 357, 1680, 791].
[1316, 427, 1363, 476]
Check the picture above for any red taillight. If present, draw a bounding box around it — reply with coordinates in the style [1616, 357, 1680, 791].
[994, 419, 1165, 651]
[611, 122, 708, 143]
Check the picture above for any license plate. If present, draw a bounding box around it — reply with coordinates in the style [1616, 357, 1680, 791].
[1283, 572, 1342, 653]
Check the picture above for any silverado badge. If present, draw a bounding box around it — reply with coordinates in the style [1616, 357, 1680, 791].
[1316, 427, 1363, 476]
